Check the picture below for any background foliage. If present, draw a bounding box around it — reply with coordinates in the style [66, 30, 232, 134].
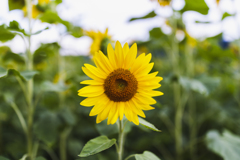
[0, 0, 240, 160]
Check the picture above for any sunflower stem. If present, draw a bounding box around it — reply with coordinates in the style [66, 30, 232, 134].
[24, 0, 34, 159]
[118, 119, 124, 160]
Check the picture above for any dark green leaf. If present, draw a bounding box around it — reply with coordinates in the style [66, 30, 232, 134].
[0, 67, 38, 81]
[8, 20, 26, 34]
[8, 0, 25, 11]
[222, 12, 233, 20]
[129, 11, 157, 21]
[206, 130, 240, 160]
[181, 0, 209, 15]
[79, 136, 116, 157]
[35, 157, 47, 160]
[149, 28, 164, 39]
[39, 11, 71, 30]
[70, 26, 83, 38]
[0, 156, 10, 160]
[135, 151, 161, 160]
[138, 117, 161, 132]
[0, 25, 16, 42]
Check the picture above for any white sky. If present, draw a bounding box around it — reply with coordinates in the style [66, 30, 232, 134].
[0, 0, 240, 55]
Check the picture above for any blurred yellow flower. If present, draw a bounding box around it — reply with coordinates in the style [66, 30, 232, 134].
[22, 5, 42, 19]
[38, 0, 50, 5]
[216, 0, 220, 5]
[85, 29, 111, 56]
[185, 31, 197, 48]
[78, 41, 163, 125]
[158, 0, 171, 6]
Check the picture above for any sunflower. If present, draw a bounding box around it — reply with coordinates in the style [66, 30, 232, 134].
[78, 41, 163, 125]
[22, 5, 42, 19]
[85, 29, 111, 56]
[158, 0, 171, 6]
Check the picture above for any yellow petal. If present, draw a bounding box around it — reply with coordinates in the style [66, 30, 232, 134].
[118, 102, 125, 120]
[89, 102, 107, 116]
[134, 93, 156, 105]
[124, 102, 133, 122]
[130, 53, 146, 73]
[80, 80, 103, 85]
[134, 63, 154, 78]
[133, 53, 152, 75]
[107, 43, 117, 69]
[131, 113, 139, 125]
[97, 102, 112, 123]
[123, 43, 129, 57]
[82, 67, 103, 81]
[80, 94, 107, 106]
[137, 71, 159, 82]
[124, 43, 137, 70]
[139, 105, 155, 111]
[128, 99, 146, 118]
[138, 83, 161, 90]
[107, 102, 118, 125]
[115, 41, 124, 68]
[138, 90, 164, 97]
[93, 51, 113, 74]
[78, 85, 104, 97]
[84, 64, 107, 79]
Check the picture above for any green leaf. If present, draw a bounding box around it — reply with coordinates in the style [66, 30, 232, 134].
[35, 157, 47, 160]
[179, 77, 209, 95]
[129, 11, 157, 21]
[206, 130, 240, 160]
[0, 67, 38, 81]
[96, 120, 118, 136]
[222, 12, 233, 20]
[0, 25, 16, 42]
[138, 117, 161, 132]
[181, 0, 209, 15]
[8, 0, 25, 11]
[20, 71, 39, 81]
[0, 156, 10, 160]
[39, 11, 71, 30]
[79, 136, 116, 157]
[8, 20, 26, 34]
[41, 81, 68, 92]
[135, 151, 161, 160]
[34, 111, 60, 145]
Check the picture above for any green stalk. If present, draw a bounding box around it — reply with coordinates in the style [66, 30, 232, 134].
[170, 12, 183, 160]
[24, 0, 34, 159]
[185, 43, 196, 160]
[118, 119, 124, 160]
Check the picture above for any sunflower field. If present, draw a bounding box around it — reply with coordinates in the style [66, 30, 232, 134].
[0, 0, 240, 160]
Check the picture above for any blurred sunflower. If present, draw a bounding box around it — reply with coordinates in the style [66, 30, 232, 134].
[78, 41, 163, 125]
[38, 0, 50, 5]
[22, 5, 42, 19]
[158, 0, 171, 6]
[85, 29, 112, 56]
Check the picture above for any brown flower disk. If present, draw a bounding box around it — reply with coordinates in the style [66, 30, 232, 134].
[104, 68, 138, 102]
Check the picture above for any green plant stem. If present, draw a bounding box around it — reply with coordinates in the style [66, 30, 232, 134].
[185, 44, 196, 160]
[60, 127, 71, 160]
[170, 12, 183, 160]
[10, 102, 27, 134]
[24, 0, 34, 159]
[118, 119, 124, 160]
[124, 154, 135, 160]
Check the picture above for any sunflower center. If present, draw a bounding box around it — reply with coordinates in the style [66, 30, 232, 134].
[104, 68, 138, 102]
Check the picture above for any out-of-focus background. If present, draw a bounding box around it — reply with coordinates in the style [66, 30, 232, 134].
[0, 0, 240, 160]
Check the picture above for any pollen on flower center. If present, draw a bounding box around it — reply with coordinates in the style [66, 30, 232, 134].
[104, 68, 138, 102]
